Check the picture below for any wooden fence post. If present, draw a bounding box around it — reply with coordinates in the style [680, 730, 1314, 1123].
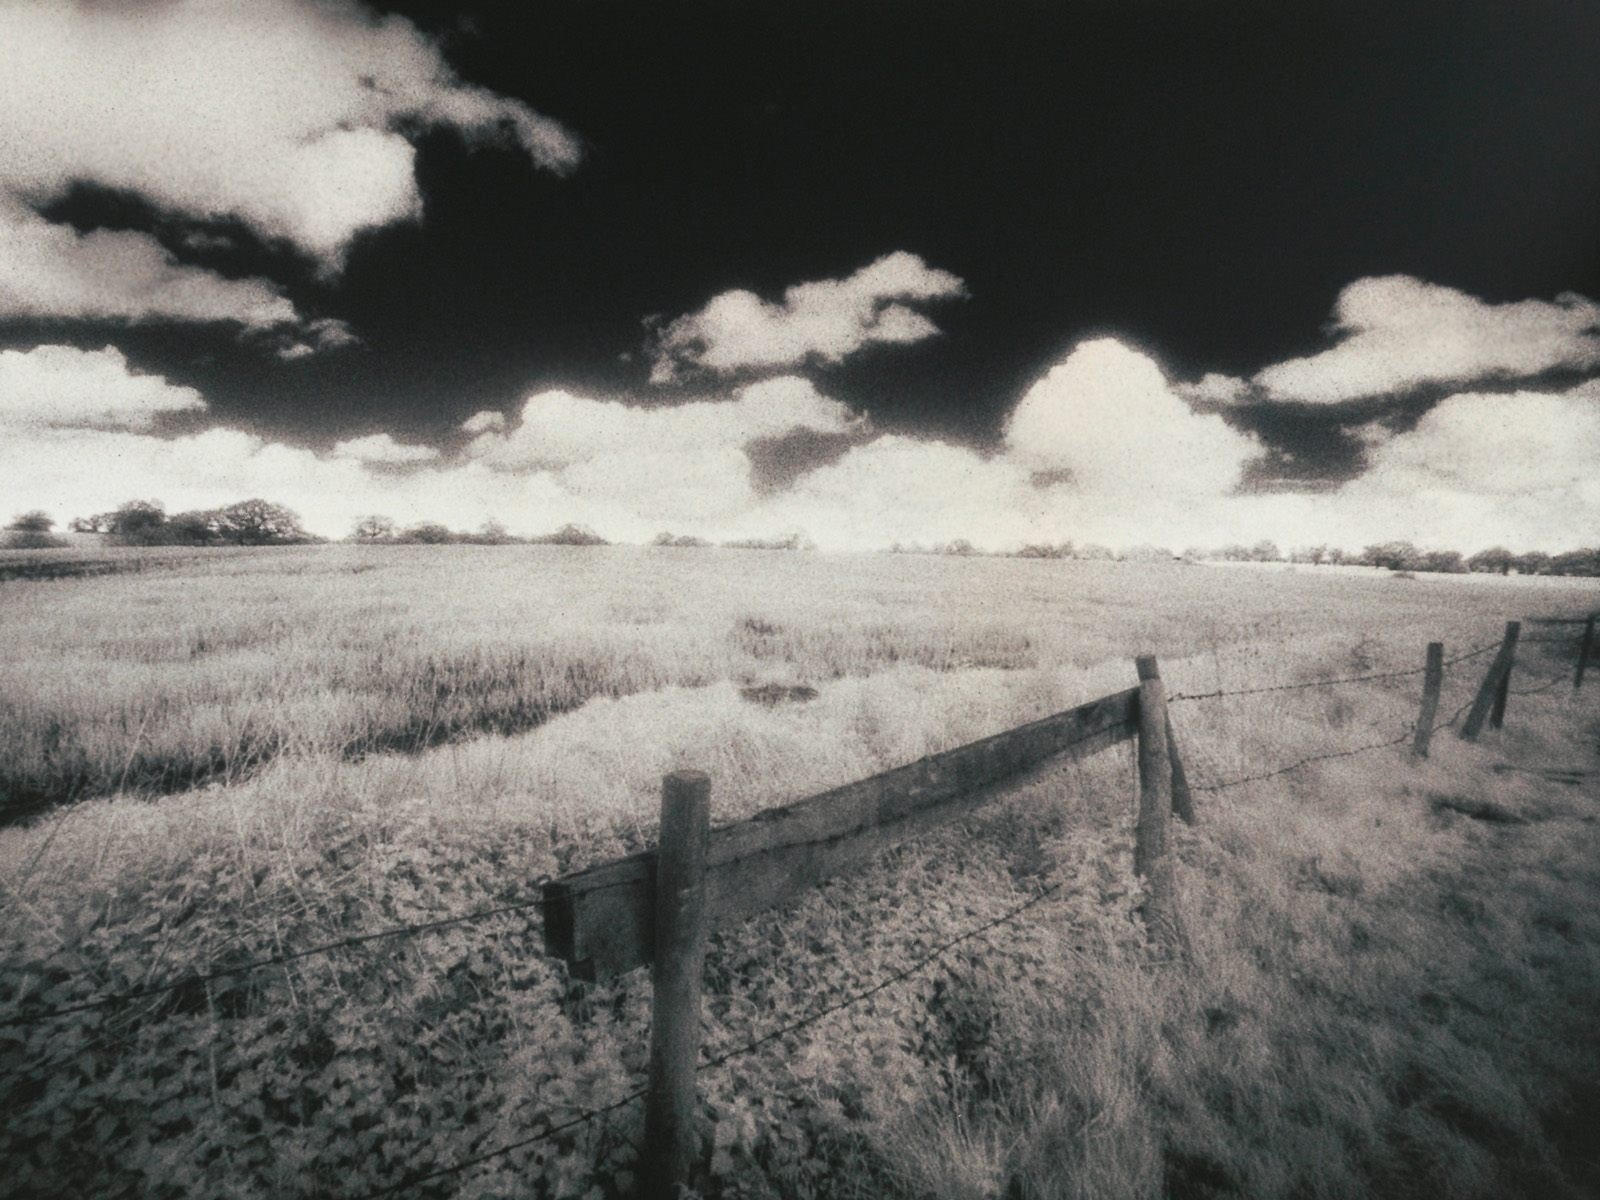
[1577, 614, 1596, 691]
[644, 771, 711, 1199]
[1460, 622, 1520, 740]
[1136, 656, 1194, 824]
[1133, 656, 1177, 943]
[1412, 642, 1444, 758]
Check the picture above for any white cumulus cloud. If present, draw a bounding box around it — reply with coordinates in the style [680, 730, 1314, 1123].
[649, 252, 966, 382]
[0, 344, 205, 432]
[1253, 276, 1600, 404]
[1005, 338, 1260, 496]
[0, 200, 299, 330]
[332, 433, 441, 465]
[0, 0, 579, 345]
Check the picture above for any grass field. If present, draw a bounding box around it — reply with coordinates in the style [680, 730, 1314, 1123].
[1, 546, 1597, 1198]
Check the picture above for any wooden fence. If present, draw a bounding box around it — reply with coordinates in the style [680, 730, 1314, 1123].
[540, 616, 1595, 1197]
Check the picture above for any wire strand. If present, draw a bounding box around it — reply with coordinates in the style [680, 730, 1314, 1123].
[1, 890, 556, 1028]
[1168, 641, 1501, 704]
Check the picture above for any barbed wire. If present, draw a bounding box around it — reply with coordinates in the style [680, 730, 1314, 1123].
[350, 1088, 650, 1200]
[1168, 641, 1502, 704]
[1189, 729, 1413, 792]
[1508, 672, 1573, 696]
[0, 888, 570, 1029]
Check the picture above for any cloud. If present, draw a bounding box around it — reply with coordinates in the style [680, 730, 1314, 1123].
[0, 0, 578, 268]
[1004, 338, 1260, 496]
[0, 344, 205, 432]
[271, 318, 362, 361]
[5, 338, 1597, 555]
[464, 376, 861, 471]
[332, 433, 441, 465]
[1253, 276, 1600, 403]
[1178, 372, 1252, 405]
[0, 200, 299, 330]
[649, 252, 966, 382]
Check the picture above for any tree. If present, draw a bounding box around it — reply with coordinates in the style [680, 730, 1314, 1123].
[1550, 548, 1600, 577]
[1249, 539, 1281, 563]
[399, 522, 455, 544]
[1362, 540, 1421, 572]
[532, 523, 609, 546]
[68, 514, 110, 533]
[351, 515, 397, 543]
[108, 500, 167, 540]
[213, 499, 306, 545]
[7, 510, 55, 533]
[652, 531, 710, 548]
[938, 538, 979, 556]
[1418, 549, 1465, 574]
[473, 519, 515, 545]
[165, 510, 222, 545]
[1513, 550, 1551, 576]
[1466, 546, 1514, 575]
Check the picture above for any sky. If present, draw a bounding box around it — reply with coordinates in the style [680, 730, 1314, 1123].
[1, 0, 1598, 552]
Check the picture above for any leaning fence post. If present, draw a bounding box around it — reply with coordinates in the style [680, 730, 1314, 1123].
[1490, 627, 1519, 730]
[1133, 656, 1177, 943]
[1412, 642, 1444, 757]
[644, 771, 711, 1199]
[1460, 622, 1520, 740]
[1577, 614, 1596, 691]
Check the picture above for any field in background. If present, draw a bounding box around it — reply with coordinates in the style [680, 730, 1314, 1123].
[1, 545, 1598, 1198]
[3, 543, 1594, 814]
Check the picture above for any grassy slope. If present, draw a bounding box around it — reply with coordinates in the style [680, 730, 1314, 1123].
[0, 547, 1597, 1198]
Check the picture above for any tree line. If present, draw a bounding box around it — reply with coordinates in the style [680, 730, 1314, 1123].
[5, 503, 1597, 575]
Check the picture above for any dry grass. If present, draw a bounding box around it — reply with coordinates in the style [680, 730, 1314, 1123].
[2, 544, 1592, 812]
[0, 545, 1597, 1198]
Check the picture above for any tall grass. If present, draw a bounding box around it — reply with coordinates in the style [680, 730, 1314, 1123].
[3, 544, 1593, 812]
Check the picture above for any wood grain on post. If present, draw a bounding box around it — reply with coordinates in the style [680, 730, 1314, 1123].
[1133, 656, 1176, 943]
[1411, 642, 1444, 758]
[1136, 656, 1194, 824]
[643, 771, 711, 1199]
[1577, 615, 1596, 691]
[544, 688, 1139, 980]
[1460, 622, 1520, 740]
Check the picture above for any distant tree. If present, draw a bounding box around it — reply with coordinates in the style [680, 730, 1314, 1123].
[1288, 544, 1330, 565]
[652, 531, 711, 548]
[1249, 539, 1282, 563]
[1215, 544, 1252, 562]
[1549, 548, 1600, 577]
[938, 538, 979, 557]
[475, 519, 515, 545]
[68, 513, 110, 533]
[532, 523, 608, 546]
[213, 499, 306, 545]
[1121, 544, 1173, 563]
[1418, 549, 1465, 574]
[7, 510, 55, 533]
[164, 510, 222, 545]
[351, 514, 397, 543]
[1362, 540, 1421, 572]
[399, 522, 456, 544]
[108, 500, 167, 540]
[1466, 546, 1515, 575]
[1513, 550, 1551, 576]
[1, 529, 67, 549]
[1075, 543, 1116, 561]
[723, 531, 814, 551]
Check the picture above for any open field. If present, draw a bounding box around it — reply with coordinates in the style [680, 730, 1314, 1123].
[1, 546, 1598, 1198]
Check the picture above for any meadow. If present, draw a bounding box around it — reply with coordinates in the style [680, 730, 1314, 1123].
[1, 545, 1597, 1198]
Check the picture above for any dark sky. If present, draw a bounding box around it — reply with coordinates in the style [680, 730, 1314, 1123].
[14, 0, 1600, 471]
